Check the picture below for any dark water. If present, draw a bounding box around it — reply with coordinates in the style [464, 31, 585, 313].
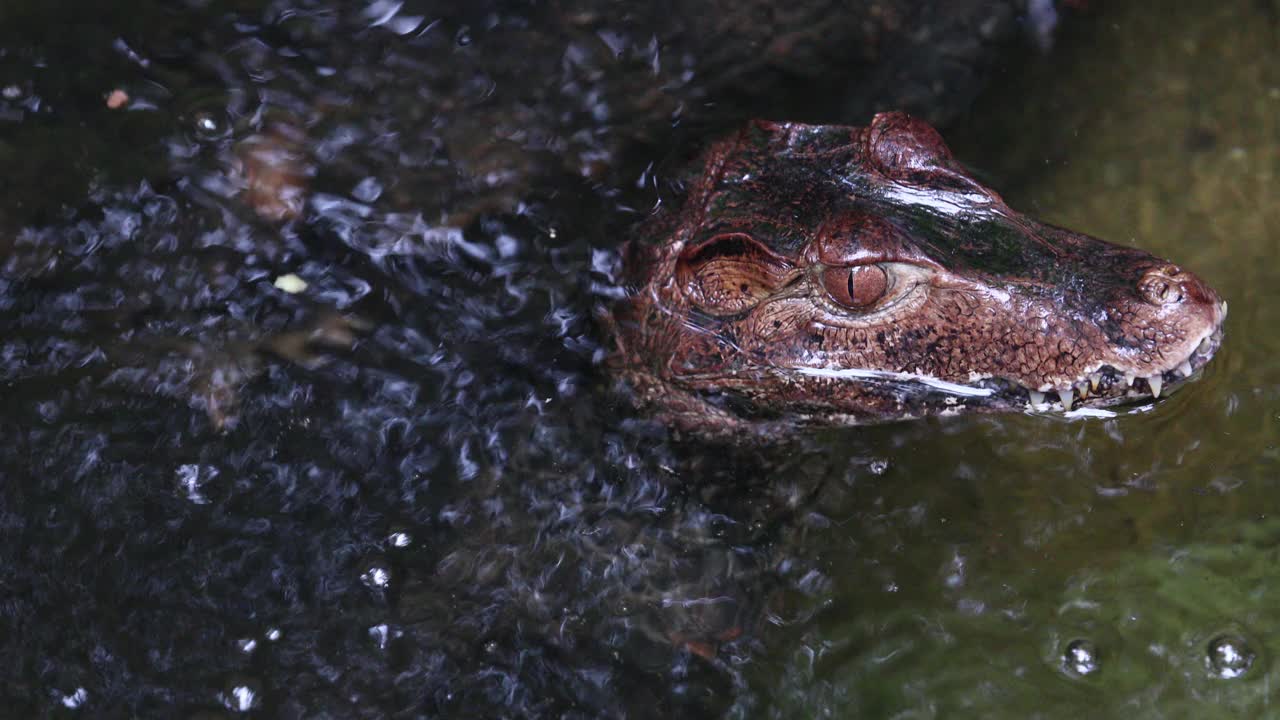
[1, 1, 1277, 718]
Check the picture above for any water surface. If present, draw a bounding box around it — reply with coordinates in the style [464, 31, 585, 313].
[0, 1, 1277, 717]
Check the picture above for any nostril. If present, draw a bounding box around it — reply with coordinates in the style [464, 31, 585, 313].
[1139, 270, 1187, 306]
[1178, 272, 1218, 306]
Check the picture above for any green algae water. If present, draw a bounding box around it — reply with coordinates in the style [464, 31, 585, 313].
[0, 1, 1276, 717]
[758, 3, 1280, 717]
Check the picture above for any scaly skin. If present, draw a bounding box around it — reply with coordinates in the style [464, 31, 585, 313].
[607, 113, 1226, 434]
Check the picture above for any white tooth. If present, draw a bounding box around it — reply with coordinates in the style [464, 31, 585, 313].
[1029, 390, 1045, 406]
[1077, 381, 1090, 399]
[1058, 388, 1074, 410]
[1198, 337, 1212, 354]
[1124, 373, 1136, 387]
[1148, 375, 1163, 398]
[1178, 361, 1193, 377]
[1089, 373, 1101, 391]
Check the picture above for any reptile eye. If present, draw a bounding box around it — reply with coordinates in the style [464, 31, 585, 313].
[822, 265, 888, 309]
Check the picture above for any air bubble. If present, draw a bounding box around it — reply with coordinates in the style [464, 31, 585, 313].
[176, 464, 218, 504]
[369, 623, 401, 650]
[1207, 634, 1255, 679]
[360, 558, 394, 591]
[58, 687, 88, 709]
[352, 177, 383, 203]
[219, 676, 261, 712]
[192, 111, 231, 142]
[1062, 638, 1099, 677]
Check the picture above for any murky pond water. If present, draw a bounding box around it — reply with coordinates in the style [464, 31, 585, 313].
[1, 1, 1277, 717]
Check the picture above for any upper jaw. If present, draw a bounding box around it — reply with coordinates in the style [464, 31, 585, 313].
[977, 306, 1226, 413]
[768, 305, 1226, 420]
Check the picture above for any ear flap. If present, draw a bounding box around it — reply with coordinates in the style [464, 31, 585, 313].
[867, 112, 955, 172]
[677, 233, 799, 315]
[866, 112, 985, 193]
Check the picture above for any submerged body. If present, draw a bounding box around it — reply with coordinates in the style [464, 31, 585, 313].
[609, 113, 1225, 434]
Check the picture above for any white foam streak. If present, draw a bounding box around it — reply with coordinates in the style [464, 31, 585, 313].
[791, 366, 994, 397]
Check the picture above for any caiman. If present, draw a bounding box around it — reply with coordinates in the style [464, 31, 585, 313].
[608, 112, 1226, 435]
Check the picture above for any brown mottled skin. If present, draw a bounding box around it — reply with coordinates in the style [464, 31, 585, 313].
[607, 113, 1226, 434]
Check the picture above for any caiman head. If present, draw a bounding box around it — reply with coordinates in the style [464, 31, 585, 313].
[607, 112, 1226, 433]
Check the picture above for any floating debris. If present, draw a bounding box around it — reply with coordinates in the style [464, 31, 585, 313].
[273, 273, 309, 294]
